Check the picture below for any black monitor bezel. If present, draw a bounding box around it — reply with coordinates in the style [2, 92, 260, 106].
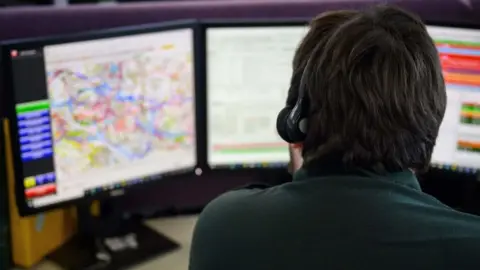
[1, 19, 202, 216]
[199, 18, 309, 172]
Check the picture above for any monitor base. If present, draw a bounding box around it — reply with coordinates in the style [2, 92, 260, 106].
[47, 203, 180, 270]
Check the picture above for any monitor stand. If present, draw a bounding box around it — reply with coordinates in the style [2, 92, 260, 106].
[47, 200, 180, 270]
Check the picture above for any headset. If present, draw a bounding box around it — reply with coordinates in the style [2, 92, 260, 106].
[276, 42, 321, 144]
[276, 73, 308, 144]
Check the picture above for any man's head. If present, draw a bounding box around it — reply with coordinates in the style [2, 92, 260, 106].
[282, 5, 446, 172]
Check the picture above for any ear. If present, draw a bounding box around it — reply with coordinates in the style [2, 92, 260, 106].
[289, 144, 304, 172]
[292, 143, 303, 149]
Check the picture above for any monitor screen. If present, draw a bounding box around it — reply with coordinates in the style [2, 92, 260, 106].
[428, 25, 480, 173]
[6, 26, 196, 210]
[206, 24, 308, 168]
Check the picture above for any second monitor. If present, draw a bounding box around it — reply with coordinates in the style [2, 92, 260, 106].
[205, 21, 309, 169]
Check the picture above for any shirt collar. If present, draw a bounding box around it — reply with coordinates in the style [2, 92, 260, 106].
[293, 160, 421, 191]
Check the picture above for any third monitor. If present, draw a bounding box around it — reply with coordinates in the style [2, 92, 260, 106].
[428, 25, 480, 173]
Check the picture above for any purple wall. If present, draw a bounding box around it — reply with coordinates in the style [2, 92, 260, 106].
[1, 0, 478, 40]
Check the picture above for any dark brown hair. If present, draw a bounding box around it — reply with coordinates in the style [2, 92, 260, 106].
[289, 5, 446, 172]
[287, 10, 359, 106]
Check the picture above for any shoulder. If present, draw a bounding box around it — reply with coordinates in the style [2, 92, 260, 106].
[434, 210, 480, 267]
[189, 184, 272, 269]
[195, 183, 271, 230]
[443, 236, 480, 268]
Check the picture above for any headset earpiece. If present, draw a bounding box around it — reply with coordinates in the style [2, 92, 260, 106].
[276, 107, 294, 143]
[286, 98, 308, 142]
[276, 96, 308, 143]
[276, 79, 309, 143]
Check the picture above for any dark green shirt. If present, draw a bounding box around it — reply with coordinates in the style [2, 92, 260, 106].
[190, 165, 480, 270]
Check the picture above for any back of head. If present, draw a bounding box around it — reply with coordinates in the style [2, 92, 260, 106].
[295, 5, 446, 172]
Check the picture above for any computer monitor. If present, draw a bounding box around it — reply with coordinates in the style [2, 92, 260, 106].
[428, 25, 480, 174]
[205, 21, 308, 169]
[2, 21, 198, 216]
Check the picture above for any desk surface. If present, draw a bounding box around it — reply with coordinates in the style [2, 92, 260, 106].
[31, 215, 198, 270]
